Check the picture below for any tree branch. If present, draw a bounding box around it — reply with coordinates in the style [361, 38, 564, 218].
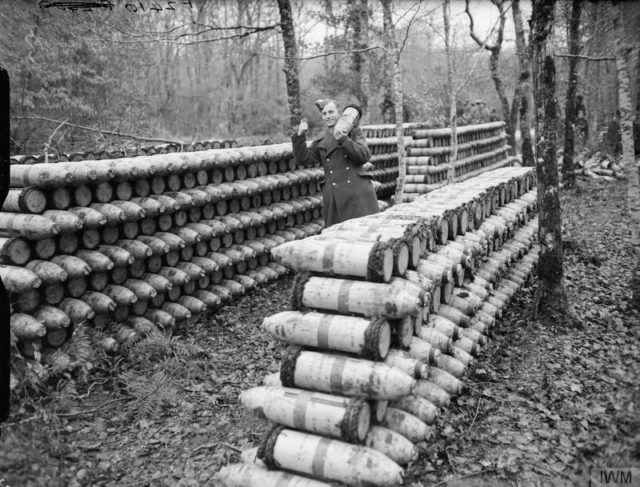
[553, 53, 615, 62]
[397, 1, 423, 59]
[419, 11, 448, 45]
[465, 0, 495, 52]
[89, 24, 280, 45]
[11, 115, 183, 145]
[44, 118, 68, 162]
[490, 0, 506, 49]
[115, 20, 280, 38]
[98, 21, 198, 39]
[455, 2, 512, 95]
[393, 0, 422, 29]
[231, 45, 383, 61]
[56, 397, 130, 418]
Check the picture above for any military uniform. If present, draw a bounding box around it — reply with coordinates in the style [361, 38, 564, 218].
[291, 127, 379, 228]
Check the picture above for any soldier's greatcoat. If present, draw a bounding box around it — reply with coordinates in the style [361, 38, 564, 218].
[291, 127, 379, 227]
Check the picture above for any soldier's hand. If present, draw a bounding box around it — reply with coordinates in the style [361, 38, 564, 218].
[362, 162, 374, 172]
[297, 119, 309, 135]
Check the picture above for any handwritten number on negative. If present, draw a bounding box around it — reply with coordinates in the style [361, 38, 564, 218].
[40, 0, 190, 12]
[39, 1, 115, 11]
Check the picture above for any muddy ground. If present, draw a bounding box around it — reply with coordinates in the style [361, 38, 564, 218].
[1, 177, 639, 487]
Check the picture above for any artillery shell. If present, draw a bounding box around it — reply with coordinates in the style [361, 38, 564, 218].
[240, 386, 371, 443]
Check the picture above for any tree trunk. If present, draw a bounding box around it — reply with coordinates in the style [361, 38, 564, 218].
[348, 0, 361, 99]
[380, 0, 394, 123]
[464, 0, 517, 155]
[392, 59, 406, 200]
[381, 0, 406, 204]
[465, 0, 513, 155]
[562, 0, 582, 189]
[614, 6, 640, 309]
[358, 0, 371, 120]
[444, 0, 457, 180]
[489, 50, 514, 154]
[531, 0, 572, 320]
[0, 65, 10, 421]
[513, 0, 534, 166]
[635, 47, 640, 154]
[348, 0, 370, 119]
[276, 0, 302, 128]
[510, 83, 522, 157]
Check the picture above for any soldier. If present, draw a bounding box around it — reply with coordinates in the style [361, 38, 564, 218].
[291, 100, 379, 228]
[476, 100, 491, 122]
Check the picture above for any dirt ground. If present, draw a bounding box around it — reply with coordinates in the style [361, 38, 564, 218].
[1, 177, 639, 487]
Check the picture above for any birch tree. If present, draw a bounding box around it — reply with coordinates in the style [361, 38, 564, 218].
[513, 0, 534, 166]
[0, 64, 9, 422]
[531, 0, 574, 321]
[348, 0, 371, 119]
[561, 0, 582, 189]
[465, 0, 514, 154]
[613, 5, 640, 309]
[636, 48, 640, 154]
[380, 0, 407, 204]
[444, 0, 457, 179]
[276, 0, 302, 128]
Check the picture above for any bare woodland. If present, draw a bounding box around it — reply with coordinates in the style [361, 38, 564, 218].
[1, 0, 640, 485]
[4, 1, 635, 156]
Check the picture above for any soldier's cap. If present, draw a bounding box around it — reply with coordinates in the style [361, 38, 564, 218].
[315, 99, 338, 112]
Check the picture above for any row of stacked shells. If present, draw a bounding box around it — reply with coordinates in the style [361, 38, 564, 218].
[217, 166, 540, 486]
[2, 142, 342, 372]
[9, 139, 239, 165]
[401, 121, 518, 200]
[2, 123, 505, 368]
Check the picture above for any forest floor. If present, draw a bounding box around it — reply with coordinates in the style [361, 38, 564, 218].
[1, 177, 640, 487]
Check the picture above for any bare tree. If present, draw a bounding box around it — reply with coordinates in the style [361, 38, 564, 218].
[531, 0, 574, 322]
[0, 64, 9, 422]
[613, 4, 640, 309]
[380, 0, 407, 204]
[351, 0, 371, 119]
[636, 48, 640, 154]
[276, 0, 302, 128]
[465, 0, 514, 154]
[561, 0, 583, 189]
[513, 0, 534, 166]
[444, 0, 456, 179]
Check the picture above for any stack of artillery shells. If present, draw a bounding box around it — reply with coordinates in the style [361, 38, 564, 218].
[5, 143, 330, 380]
[359, 122, 423, 199]
[224, 166, 539, 486]
[9, 138, 238, 166]
[402, 121, 521, 201]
